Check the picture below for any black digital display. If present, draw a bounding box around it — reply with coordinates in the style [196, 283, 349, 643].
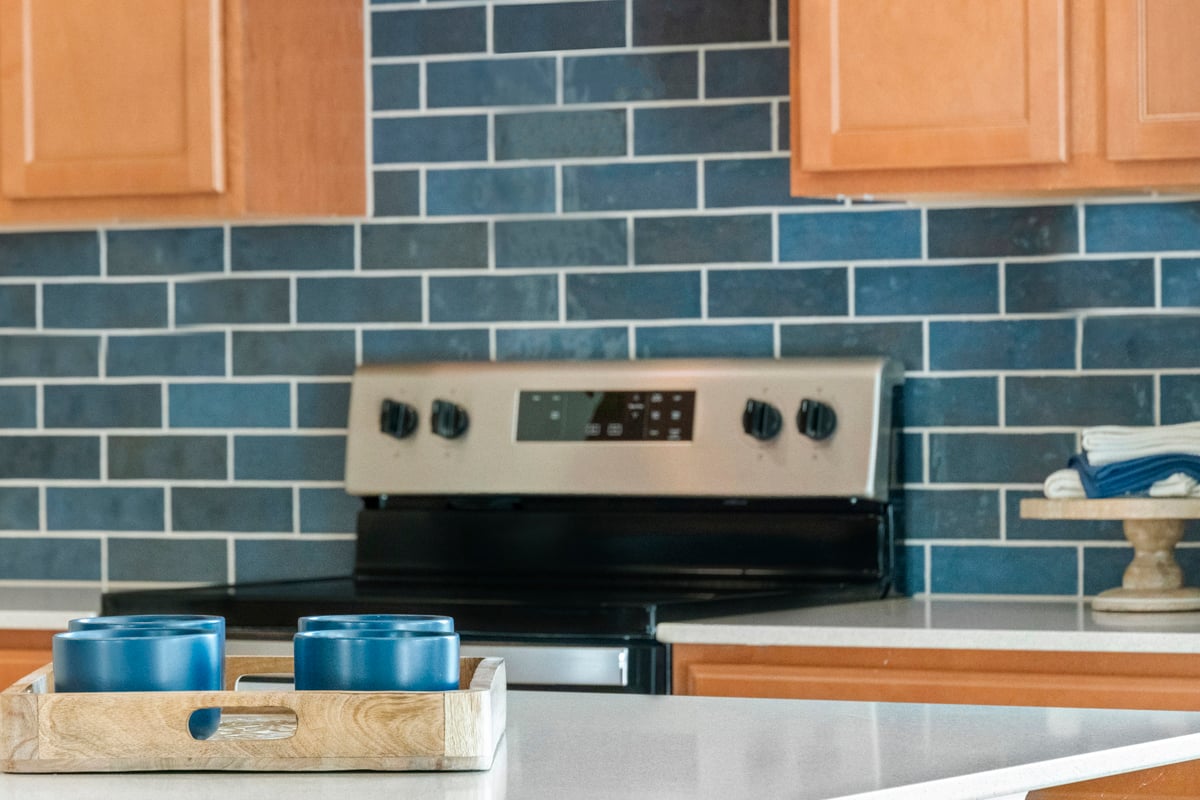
[516, 390, 695, 442]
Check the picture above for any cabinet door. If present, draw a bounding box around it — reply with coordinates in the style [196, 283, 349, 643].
[1106, 0, 1200, 160]
[797, 0, 1067, 172]
[0, 0, 222, 199]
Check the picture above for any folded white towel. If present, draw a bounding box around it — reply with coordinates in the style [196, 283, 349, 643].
[1042, 468, 1200, 499]
[1081, 421, 1200, 466]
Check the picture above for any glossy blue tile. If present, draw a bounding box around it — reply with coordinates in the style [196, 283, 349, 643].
[704, 158, 834, 208]
[779, 211, 921, 261]
[496, 327, 629, 361]
[1007, 258, 1153, 312]
[1006, 376, 1153, 427]
[779, 322, 923, 370]
[230, 225, 353, 271]
[0, 436, 99, 479]
[372, 7, 486, 56]
[705, 47, 788, 97]
[708, 268, 847, 317]
[235, 435, 346, 481]
[927, 205, 1079, 258]
[635, 215, 771, 265]
[894, 544, 926, 596]
[1086, 201, 1200, 253]
[1084, 547, 1200, 597]
[0, 285, 35, 327]
[0, 231, 99, 276]
[635, 324, 773, 358]
[373, 171, 420, 217]
[47, 488, 164, 532]
[931, 545, 1077, 595]
[297, 277, 422, 323]
[427, 167, 555, 215]
[901, 377, 998, 427]
[106, 333, 225, 377]
[0, 538, 100, 581]
[300, 489, 363, 534]
[633, 0, 770, 44]
[778, 100, 790, 150]
[232, 331, 358, 376]
[899, 432, 923, 484]
[899, 489, 1001, 540]
[362, 222, 489, 270]
[362, 329, 491, 362]
[106, 228, 223, 275]
[1082, 315, 1200, 369]
[108, 435, 227, 480]
[173, 487, 292, 532]
[496, 109, 626, 160]
[566, 272, 701, 320]
[635, 104, 771, 154]
[235, 539, 355, 582]
[496, 219, 627, 268]
[372, 64, 419, 110]
[563, 162, 697, 212]
[298, 383, 351, 428]
[1162, 258, 1200, 307]
[175, 278, 289, 325]
[857, 264, 998, 315]
[930, 319, 1075, 370]
[109, 538, 227, 583]
[429, 274, 558, 322]
[1006, 490, 1124, 541]
[1162, 375, 1200, 425]
[374, 116, 489, 164]
[0, 387, 35, 428]
[0, 487, 36, 529]
[929, 433, 1076, 483]
[43, 283, 167, 329]
[44, 384, 161, 428]
[428, 58, 555, 107]
[563, 52, 698, 103]
[169, 383, 290, 428]
[494, 1, 625, 53]
[777, 0, 789, 40]
[0, 336, 98, 377]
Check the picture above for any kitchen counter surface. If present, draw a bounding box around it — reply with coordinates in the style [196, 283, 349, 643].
[0, 587, 98, 630]
[656, 597, 1200, 652]
[5, 690, 1200, 800]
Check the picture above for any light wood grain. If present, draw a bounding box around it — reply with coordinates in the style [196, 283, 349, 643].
[1, 656, 504, 773]
[1021, 498, 1200, 520]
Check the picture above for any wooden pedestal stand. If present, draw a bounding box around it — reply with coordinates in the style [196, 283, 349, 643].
[1021, 498, 1200, 612]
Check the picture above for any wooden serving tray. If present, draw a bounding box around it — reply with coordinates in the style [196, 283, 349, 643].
[0, 655, 505, 773]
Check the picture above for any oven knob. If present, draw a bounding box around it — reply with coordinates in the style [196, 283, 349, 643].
[742, 399, 782, 441]
[379, 399, 418, 439]
[797, 398, 837, 441]
[431, 399, 469, 439]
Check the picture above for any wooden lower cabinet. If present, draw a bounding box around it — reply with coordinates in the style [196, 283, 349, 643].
[671, 644, 1200, 710]
[0, 630, 54, 689]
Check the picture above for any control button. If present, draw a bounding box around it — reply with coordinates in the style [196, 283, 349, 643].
[670, 409, 682, 421]
[649, 409, 662, 421]
[584, 423, 602, 437]
[742, 398, 782, 441]
[431, 399, 469, 439]
[667, 427, 682, 441]
[650, 392, 663, 403]
[606, 423, 624, 437]
[379, 399, 419, 440]
[797, 398, 837, 441]
[647, 428, 661, 438]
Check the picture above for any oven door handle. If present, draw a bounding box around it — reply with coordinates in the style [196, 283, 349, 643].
[459, 644, 629, 688]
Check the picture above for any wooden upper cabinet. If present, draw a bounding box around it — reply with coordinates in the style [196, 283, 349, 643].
[790, 0, 1200, 196]
[0, 0, 364, 222]
[798, 0, 1066, 172]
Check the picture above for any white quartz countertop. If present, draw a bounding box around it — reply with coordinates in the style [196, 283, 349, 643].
[5, 691, 1200, 799]
[0, 587, 98, 630]
[656, 597, 1200, 652]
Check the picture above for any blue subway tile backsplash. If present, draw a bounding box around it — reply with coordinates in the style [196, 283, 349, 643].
[5, 0, 1200, 594]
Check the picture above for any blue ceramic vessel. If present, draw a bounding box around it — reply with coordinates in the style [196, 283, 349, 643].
[293, 628, 460, 692]
[297, 613, 454, 633]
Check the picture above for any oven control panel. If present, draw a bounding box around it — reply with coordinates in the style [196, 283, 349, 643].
[345, 358, 901, 500]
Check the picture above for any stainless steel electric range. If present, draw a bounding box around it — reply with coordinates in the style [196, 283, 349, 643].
[103, 358, 903, 694]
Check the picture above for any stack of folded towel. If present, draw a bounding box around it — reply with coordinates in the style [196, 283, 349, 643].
[1043, 421, 1200, 499]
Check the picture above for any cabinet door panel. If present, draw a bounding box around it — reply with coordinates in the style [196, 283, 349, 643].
[0, 0, 222, 199]
[797, 0, 1067, 171]
[1106, 0, 1200, 160]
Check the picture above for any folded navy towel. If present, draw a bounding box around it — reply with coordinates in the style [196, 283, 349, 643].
[1069, 452, 1200, 498]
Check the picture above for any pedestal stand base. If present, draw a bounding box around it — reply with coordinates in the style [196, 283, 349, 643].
[1092, 587, 1200, 612]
